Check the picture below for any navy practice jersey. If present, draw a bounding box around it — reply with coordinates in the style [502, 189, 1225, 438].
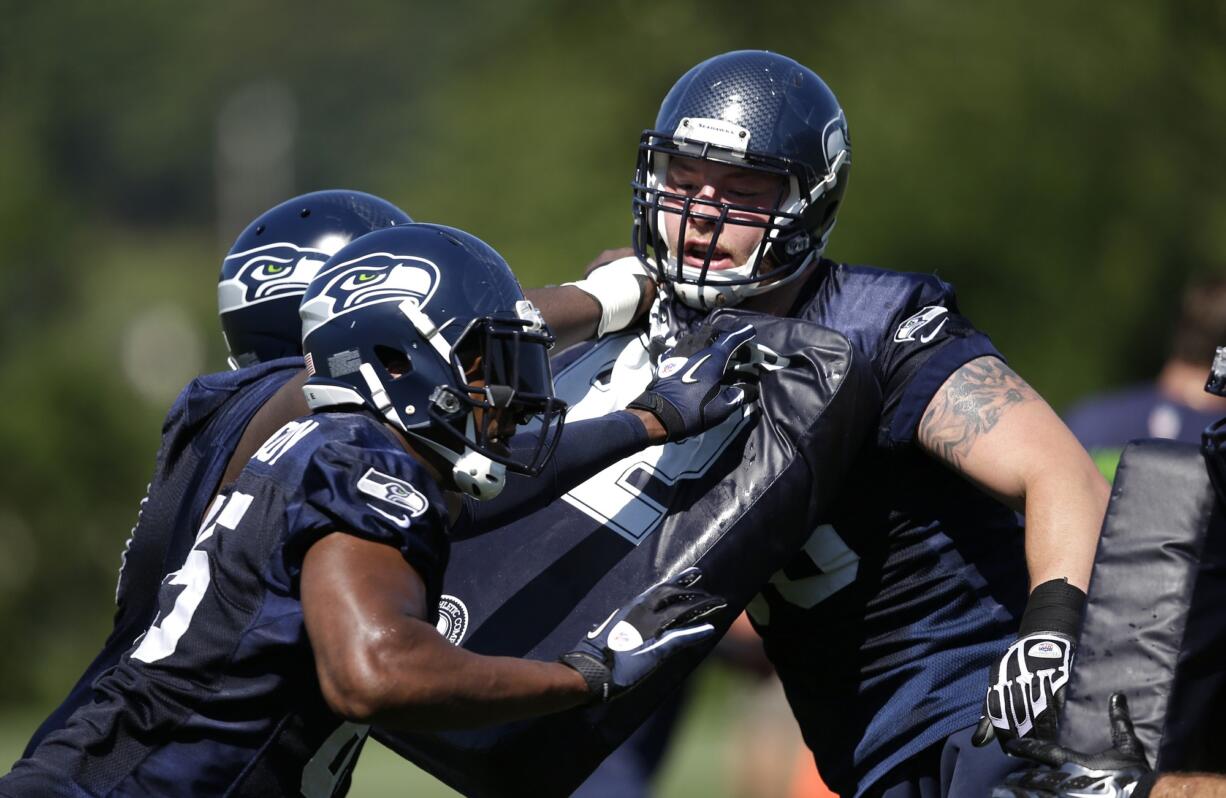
[742, 260, 1029, 796]
[21, 357, 302, 758]
[2, 412, 449, 798]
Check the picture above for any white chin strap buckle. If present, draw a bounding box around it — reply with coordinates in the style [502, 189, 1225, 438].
[673, 280, 742, 310]
[451, 448, 507, 500]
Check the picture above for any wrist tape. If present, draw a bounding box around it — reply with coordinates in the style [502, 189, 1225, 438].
[564, 256, 648, 337]
[1019, 578, 1087, 637]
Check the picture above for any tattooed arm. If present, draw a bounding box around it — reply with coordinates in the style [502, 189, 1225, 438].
[917, 356, 1109, 590]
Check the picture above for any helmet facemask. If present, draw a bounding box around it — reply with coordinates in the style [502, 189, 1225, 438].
[633, 116, 849, 311]
[411, 310, 567, 499]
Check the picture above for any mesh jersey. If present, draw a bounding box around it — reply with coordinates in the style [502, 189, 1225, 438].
[22, 357, 302, 758]
[744, 261, 1028, 796]
[2, 412, 449, 798]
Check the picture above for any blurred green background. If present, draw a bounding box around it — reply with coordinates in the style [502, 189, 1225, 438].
[1, 1, 1223, 795]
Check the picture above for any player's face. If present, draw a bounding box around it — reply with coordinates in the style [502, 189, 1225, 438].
[463, 356, 516, 458]
[661, 156, 785, 272]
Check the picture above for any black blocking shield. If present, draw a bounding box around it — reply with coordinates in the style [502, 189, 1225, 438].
[376, 313, 880, 797]
[1058, 439, 1226, 771]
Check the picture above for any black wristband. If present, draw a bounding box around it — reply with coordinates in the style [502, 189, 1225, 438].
[627, 392, 683, 440]
[1130, 772, 1159, 798]
[559, 652, 609, 703]
[1019, 578, 1087, 637]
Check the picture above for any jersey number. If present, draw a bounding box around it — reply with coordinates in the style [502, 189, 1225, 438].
[561, 412, 752, 544]
[130, 491, 253, 663]
[747, 523, 859, 625]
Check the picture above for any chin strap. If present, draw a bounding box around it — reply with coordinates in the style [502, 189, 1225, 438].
[407, 416, 507, 501]
[358, 363, 405, 429]
[668, 250, 820, 311]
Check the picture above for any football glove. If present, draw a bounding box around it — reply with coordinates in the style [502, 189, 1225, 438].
[628, 323, 758, 442]
[992, 693, 1153, 798]
[560, 567, 726, 703]
[974, 579, 1085, 749]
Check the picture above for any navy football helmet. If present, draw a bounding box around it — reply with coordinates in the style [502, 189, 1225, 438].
[300, 224, 565, 500]
[632, 50, 851, 309]
[218, 190, 412, 368]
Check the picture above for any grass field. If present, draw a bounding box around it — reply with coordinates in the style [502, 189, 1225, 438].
[0, 667, 750, 798]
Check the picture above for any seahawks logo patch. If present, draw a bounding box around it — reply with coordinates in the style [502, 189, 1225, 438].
[893, 305, 949, 343]
[300, 253, 440, 339]
[357, 467, 429, 526]
[435, 595, 469, 645]
[218, 242, 330, 313]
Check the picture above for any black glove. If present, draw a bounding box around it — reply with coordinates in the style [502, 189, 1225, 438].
[992, 693, 1154, 798]
[628, 323, 758, 442]
[560, 567, 726, 703]
[974, 578, 1086, 749]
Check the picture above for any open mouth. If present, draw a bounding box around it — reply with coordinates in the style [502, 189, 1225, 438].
[683, 240, 736, 271]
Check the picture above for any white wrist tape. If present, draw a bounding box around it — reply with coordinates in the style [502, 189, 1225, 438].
[564, 256, 650, 337]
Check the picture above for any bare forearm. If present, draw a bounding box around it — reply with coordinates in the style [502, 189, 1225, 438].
[358, 620, 589, 731]
[1014, 439, 1108, 590]
[1152, 774, 1226, 798]
[525, 285, 601, 351]
[525, 271, 654, 352]
[303, 534, 590, 732]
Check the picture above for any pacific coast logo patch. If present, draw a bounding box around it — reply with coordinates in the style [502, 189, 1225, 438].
[436, 595, 470, 645]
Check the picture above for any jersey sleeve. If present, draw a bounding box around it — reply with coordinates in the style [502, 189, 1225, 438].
[285, 440, 450, 614]
[876, 277, 1003, 448]
[455, 410, 650, 535]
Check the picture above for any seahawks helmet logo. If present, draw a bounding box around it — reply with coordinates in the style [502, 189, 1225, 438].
[822, 111, 850, 172]
[218, 242, 330, 313]
[300, 253, 441, 339]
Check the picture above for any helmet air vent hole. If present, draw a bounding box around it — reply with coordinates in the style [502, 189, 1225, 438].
[255, 224, 266, 235]
[300, 208, 311, 218]
[374, 345, 412, 379]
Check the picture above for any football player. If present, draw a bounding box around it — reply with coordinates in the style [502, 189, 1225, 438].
[0, 223, 752, 797]
[19, 189, 412, 758]
[610, 49, 1109, 796]
[634, 49, 1109, 796]
[16, 189, 656, 760]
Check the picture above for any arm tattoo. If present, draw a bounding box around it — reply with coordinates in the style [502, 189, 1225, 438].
[917, 356, 1038, 467]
